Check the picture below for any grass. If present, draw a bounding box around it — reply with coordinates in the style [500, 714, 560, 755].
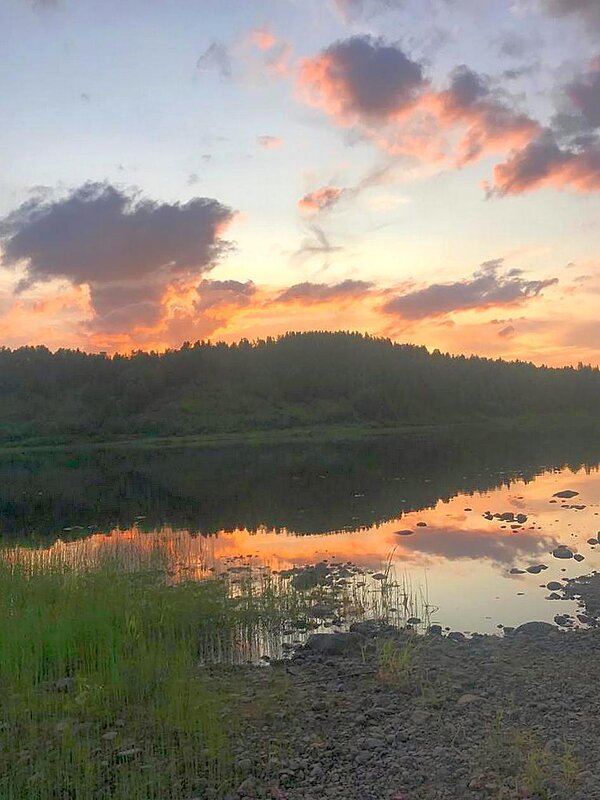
[0, 543, 339, 799]
[0, 530, 444, 800]
[0, 547, 242, 799]
[0, 541, 429, 799]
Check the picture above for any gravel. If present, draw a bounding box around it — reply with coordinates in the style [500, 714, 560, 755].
[226, 618, 600, 800]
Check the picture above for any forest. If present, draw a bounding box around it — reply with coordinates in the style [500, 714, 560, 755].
[0, 331, 599, 444]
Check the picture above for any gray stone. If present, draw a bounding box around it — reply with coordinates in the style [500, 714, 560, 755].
[553, 546, 574, 559]
[513, 621, 556, 637]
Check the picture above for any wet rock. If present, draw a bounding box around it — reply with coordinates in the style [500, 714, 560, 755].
[587, 538, 598, 545]
[416, 522, 427, 527]
[553, 546, 574, 560]
[516, 513, 528, 524]
[447, 631, 466, 642]
[513, 621, 556, 637]
[554, 614, 572, 627]
[553, 490, 579, 498]
[427, 624, 443, 636]
[394, 529, 414, 536]
[526, 564, 548, 574]
[574, 553, 585, 562]
[547, 581, 563, 590]
[407, 617, 421, 625]
[303, 632, 362, 656]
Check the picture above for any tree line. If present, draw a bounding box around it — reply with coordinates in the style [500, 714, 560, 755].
[0, 331, 598, 443]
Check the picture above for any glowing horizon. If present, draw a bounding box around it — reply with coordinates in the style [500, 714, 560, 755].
[1, 1, 600, 366]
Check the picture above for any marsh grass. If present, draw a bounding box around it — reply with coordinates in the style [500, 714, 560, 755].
[0, 544, 335, 799]
[0, 541, 432, 798]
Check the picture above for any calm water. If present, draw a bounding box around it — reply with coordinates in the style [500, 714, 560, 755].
[2, 427, 600, 635]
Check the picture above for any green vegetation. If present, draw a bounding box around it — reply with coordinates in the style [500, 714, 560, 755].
[0, 543, 418, 799]
[1, 331, 599, 445]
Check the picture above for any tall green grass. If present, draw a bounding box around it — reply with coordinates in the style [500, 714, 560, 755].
[0, 546, 264, 799]
[0, 542, 432, 798]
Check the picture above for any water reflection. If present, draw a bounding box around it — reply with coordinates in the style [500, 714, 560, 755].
[1, 427, 599, 539]
[3, 429, 600, 634]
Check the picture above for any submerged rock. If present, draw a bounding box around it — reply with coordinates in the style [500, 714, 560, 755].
[513, 621, 556, 637]
[552, 546, 574, 560]
[526, 564, 548, 574]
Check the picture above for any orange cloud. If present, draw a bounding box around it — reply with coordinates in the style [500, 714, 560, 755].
[297, 38, 543, 179]
[488, 133, 600, 196]
[298, 186, 344, 212]
[247, 26, 277, 51]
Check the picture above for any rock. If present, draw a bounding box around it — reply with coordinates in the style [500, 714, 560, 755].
[427, 624, 443, 636]
[447, 631, 466, 642]
[553, 490, 579, 498]
[526, 564, 547, 574]
[101, 730, 118, 741]
[574, 553, 585, 562]
[547, 592, 561, 600]
[516, 513, 528, 524]
[303, 632, 362, 656]
[394, 529, 414, 536]
[372, 573, 387, 580]
[546, 581, 562, 591]
[587, 538, 598, 545]
[552, 546, 574, 559]
[554, 614, 571, 627]
[510, 568, 526, 574]
[513, 621, 556, 637]
[407, 617, 421, 625]
[457, 694, 486, 707]
[416, 522, 427, 527]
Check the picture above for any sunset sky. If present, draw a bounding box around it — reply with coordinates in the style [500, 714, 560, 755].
[1, 0, 600, 364]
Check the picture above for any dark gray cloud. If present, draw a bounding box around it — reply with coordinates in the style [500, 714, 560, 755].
[489, 130, 600, 196]
[564, 61, 600, 131]
[0, 182, 234, 333]
[196, 41, 232, 80]
[195, 279, 256, 311]
[382, 260, 557, 320]
[301, 35, 426, 121]
[274, 279, 373, 305]
[539, 0, 600, 31]
[444, 65, 489, 108]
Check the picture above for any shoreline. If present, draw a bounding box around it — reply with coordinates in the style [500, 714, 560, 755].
[1, 414, 599, 454]
[225, 619, 600, 799]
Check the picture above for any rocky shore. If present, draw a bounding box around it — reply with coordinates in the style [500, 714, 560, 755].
[221, 575, 600, 800]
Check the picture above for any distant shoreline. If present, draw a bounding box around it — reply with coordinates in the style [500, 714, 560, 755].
[1, 414, 599, 454]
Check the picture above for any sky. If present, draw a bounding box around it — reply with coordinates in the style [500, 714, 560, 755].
[1, 0, 600, 365]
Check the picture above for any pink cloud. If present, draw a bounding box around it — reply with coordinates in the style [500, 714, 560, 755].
[298, 186, 344, 212]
